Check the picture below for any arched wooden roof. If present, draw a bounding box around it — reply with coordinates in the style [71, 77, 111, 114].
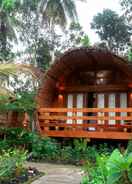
[37, 47, 132, 107]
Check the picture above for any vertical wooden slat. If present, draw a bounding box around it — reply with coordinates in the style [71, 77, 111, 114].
[116, 93, 120, 128]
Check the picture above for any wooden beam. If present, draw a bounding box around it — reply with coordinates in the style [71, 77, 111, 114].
[39, 115, 132, 121]
[40, 122, 132, 129]
[63, 84, 129, 93]
[41, 130, 132, 140]
[38, 107, 132, 113]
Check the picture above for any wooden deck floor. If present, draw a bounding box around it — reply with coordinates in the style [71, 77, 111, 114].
[41, 130, 132, 140]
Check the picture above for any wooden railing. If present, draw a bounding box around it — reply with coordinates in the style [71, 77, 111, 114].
[37, 108, 132, 139]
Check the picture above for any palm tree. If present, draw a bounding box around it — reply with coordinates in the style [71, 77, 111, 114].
[38, 0, 86, 29]
[38, 0, 86, 63]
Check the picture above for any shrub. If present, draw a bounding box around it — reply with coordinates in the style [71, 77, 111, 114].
[0, 149, 27, 182]
[0, 140, 10, 152]
[73, 139, 97, 163]
[98, 143, 113, 156]
[60, 146, 73, 163]
[31, 137, 60, 160]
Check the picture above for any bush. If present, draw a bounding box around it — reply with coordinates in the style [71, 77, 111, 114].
[0, 149, 27, 182]
[31, 137, 60, 161]
[0, 127, 33, 149]
[60, 146, 73, 163]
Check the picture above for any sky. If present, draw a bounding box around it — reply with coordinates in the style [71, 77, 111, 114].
[76, 0, 122, 43]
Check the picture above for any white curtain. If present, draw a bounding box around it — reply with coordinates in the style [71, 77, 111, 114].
[108, 93, 116, 125]
[67, 94, 73, 124]
[97, 93, 105, 124]
[120, 93, 127, 124]
[76, 94, 83, 124]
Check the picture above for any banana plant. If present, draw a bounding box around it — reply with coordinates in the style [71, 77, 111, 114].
[107, 149, 132, 184]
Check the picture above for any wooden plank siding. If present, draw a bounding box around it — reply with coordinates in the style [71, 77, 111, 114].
[37, 108, 132, 140]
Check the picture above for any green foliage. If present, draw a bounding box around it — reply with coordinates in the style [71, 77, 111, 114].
[60, 146, 73, 162]
[126, 140, 132, 155]
[128, 47, 132, 62]
[0, 128, 36, 151]
[73, 139, 98, 162]
[81, 142, 132, 184]
[60, 22, 90, 52]
[120, 0, 132, 22]
[0, 149, 27, 181]
[2, 0, 15, 11]
[81, 175, 89, 184]
[0, 140, 10, 151]
[0, 0, 20, 60]
[33, 38, 51, 70]
[31, 136, 60, 160]
[91, 9, 131, 54]
[98, 143, 113, 156]
[81, 35, 90, 47]
[107, 149, 132, 184]
[0, 92, 36, 113]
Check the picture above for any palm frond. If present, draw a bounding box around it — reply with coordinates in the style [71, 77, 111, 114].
[63, 0, 78, 22]
[38, 0, 78, 27]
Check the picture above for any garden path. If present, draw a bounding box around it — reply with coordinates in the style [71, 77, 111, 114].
[26, 162, 82, 184]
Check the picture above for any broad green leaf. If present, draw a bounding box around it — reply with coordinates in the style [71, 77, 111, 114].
[107, 172, 122, 184]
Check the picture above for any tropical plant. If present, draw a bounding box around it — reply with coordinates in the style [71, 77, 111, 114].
[126, 140, 132, 154]
[98, 143, 113, 156]
[31, 137, 59, 160]
[107, 149, 132, 184]
[81, 146, 132, 184]
[0, 149, 27, 182]
[60, 146, 73, 162]
[81, 175, 89, 184]
[73, 139, 97, 163]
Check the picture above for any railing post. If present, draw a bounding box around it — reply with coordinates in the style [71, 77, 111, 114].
[44, 112, 49, 131]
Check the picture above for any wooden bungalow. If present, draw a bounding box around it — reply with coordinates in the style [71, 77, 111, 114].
[37, 48, 132, 140]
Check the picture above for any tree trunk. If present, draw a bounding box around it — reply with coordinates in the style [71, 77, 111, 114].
[0, 12, 7, 61]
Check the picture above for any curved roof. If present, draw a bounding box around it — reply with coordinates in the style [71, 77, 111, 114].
[37, 47, 132, 107]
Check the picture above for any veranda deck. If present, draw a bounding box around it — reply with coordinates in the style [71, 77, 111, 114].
[37, 108, 132, 140]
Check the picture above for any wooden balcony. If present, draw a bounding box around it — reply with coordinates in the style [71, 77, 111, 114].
[37, 108, 132, 140]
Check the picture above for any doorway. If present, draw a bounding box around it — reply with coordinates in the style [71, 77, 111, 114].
[86, 92, 96, 126]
